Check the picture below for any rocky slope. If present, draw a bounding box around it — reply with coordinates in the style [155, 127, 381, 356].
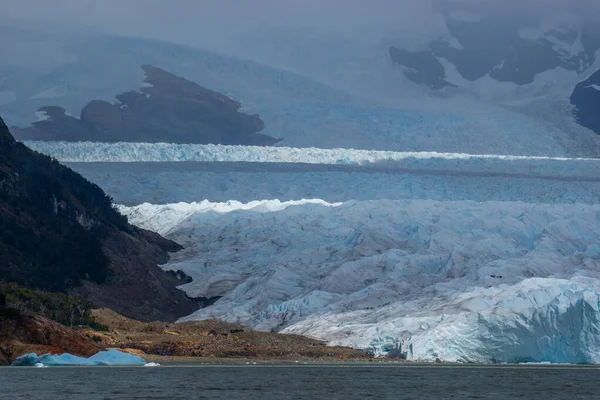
[11, 66, 280, 146]
[0, 116, 197, 321]
[571, 69, 600, 135]
[389, 4, 600, 89]
[0, 307, 100, 365]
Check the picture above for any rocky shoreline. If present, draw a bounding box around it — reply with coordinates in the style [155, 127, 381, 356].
[81, 309, 372, 363]
[1, 307, 375, 365]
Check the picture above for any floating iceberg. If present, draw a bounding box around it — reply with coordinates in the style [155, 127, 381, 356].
[12, 350, 147, 367]
[144, 362, 161, 367]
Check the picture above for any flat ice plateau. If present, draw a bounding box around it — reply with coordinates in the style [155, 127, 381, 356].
[68, 161, 600, 206]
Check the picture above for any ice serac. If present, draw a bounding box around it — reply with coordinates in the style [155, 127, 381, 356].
[119, 199, 600, 364]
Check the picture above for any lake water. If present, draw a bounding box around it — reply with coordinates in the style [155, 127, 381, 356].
[2, 364, 599, 399]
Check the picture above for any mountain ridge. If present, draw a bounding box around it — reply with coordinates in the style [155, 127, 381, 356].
[11, 65, 280, 146]
[0, 115, 197, 322]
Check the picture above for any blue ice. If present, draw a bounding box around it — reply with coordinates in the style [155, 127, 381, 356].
[11, 350, 146, 367]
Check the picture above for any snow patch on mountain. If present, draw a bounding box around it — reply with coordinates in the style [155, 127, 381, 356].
[33, 110, 50, 122]
[586, 84, 600, 92]
[285, 277, 600, 363]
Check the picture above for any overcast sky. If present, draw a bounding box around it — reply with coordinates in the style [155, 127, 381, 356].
[2, 0, 432, 33]
[2, 0, 598, 104]
[1, 0, 599, 65]
[3, 1, 597, 43]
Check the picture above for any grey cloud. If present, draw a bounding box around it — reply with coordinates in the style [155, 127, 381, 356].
[1, 0, 599, 49]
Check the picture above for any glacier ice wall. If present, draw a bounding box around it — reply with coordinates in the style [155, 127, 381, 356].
[25, 142, 600, 179]
[285, 278, 600, 364]
[120, 199, 600, 363]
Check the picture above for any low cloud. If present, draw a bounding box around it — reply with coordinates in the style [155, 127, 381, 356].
[1, 0, 598, 50]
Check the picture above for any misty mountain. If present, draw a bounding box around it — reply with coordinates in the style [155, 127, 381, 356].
[10, 65, 278, 145]
[389, 10, 600, 88]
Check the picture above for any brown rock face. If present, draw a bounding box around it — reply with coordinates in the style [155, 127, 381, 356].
[0, 308, 99, 365]
[76, 228, 197, 323]
[0, 116, 198, 322]
[12, 66, 281, 146]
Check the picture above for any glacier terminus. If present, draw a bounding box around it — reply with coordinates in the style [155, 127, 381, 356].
[38, 142, 600, 364]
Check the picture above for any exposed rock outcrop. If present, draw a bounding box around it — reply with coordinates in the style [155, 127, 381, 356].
[571, 70, 600, 136]
[0, 307, 100, 365]
[389, 47, 454, 89]
[0, 116, 198, 322]
[12, 66, 281, 146]
[390, 4, 600, 88]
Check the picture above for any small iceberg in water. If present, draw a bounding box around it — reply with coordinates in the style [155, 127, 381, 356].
[12, 350, 146, 367]
[144, 362, 161, 367]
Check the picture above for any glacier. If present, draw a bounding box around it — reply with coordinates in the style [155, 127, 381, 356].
[25, 142, 600, 179]
[6, 14, 600, 366]
[119, 198, 600, 363]
[67, 160, 600, 206]
[19, 139, 600, 363]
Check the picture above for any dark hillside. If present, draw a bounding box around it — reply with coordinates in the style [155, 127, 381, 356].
[0, 116, 197, 321]
[12, 65, 281, 146]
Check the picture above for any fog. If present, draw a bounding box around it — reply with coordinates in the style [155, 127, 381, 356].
[1, 0, 599, 99]
[2, 0, 598, 51]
